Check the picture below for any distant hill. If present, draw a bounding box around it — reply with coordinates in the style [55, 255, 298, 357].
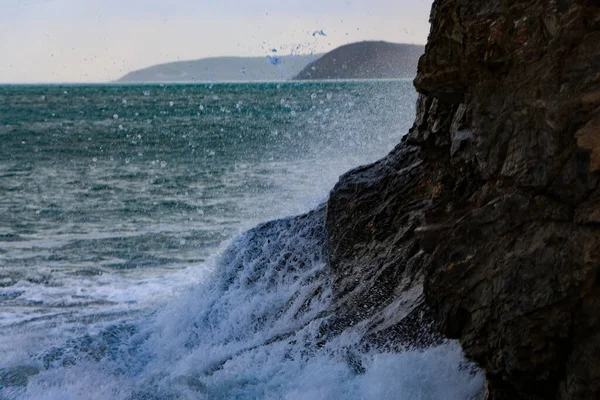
[117, 54, 321, 83]
[116, 41, 424, 83]
[292, 41, 424, 80]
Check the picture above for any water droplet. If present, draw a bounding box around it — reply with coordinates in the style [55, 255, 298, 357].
[160, 161, 168, 168]
[310, 93, 317, 100]
[199, 105, 205, 111]
[169, 101, 174, 107]
[326, 92, 333, 100]
[267, 56, 281, 65]
[92, 157, 97, 162]
[122, 99, 127, 105]
[113, 114, 119, 119]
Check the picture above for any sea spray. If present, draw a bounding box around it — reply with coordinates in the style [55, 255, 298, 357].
[0, 81, 415, 359]
[6, 206, 483, 399]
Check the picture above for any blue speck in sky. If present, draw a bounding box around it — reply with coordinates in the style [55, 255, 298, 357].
[271, 49, 278, 53]
[312, 30, 327, 37]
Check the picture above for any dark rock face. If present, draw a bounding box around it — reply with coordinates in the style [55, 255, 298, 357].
[293, 41, 424, 80]
[326, 144, 442, 350]
[326, 1, 600, 399]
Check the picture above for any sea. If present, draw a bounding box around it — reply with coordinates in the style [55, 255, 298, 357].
[0, 81, 484, 399]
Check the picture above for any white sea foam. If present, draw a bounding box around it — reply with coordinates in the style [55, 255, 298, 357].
[6, 208, 483, 400]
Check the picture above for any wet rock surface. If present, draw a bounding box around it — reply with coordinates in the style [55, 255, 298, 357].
[325, 143, 444, 351]
[326, 0, 600, 399]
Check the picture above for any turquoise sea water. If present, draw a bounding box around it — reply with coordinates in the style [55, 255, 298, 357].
[0, 81, 483, 399]
[0, 81, 414, 330]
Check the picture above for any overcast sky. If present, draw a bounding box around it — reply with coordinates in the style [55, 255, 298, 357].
[0, 0, 432, 83]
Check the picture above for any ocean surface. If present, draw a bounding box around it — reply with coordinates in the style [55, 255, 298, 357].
[0, 81, 483, 399]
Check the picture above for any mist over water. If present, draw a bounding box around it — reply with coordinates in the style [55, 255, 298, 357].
[0, 81, 483, 399]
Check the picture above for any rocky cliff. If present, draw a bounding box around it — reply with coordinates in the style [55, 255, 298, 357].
[326, 0, 600, 399]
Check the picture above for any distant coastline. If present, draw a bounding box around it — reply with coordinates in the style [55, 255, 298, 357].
[116, 41, 424, 83]
[116, 54, 321, 83]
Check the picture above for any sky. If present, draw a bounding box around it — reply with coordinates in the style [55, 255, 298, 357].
[0, 0, 432, 83]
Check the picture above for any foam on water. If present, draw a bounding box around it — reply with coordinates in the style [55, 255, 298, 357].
[2, 208, 483, 399]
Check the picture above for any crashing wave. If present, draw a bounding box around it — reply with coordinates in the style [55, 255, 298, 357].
[1, 206, 483, 399]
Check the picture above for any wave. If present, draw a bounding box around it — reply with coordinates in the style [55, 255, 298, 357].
[1, 206, 483, 399]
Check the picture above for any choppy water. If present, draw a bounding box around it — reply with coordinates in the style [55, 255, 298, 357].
[0, 81, 483, 399]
